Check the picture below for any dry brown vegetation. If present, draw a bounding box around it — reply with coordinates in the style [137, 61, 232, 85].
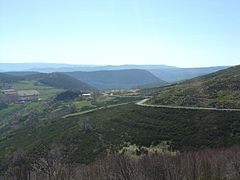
[2, 145, 240, 180]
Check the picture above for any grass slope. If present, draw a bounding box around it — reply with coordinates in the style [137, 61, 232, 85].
[66, 69, 166, 90]
[148, 65, 240, 108]
[0, 103, 239, 165]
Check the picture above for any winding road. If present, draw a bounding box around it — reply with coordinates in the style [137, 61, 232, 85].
[64, 97, 240, 118]
[63, 102, 130, 118]
[136, 99, 240, 112]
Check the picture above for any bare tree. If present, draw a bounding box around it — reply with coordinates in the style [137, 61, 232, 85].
[8, 149, 32, 180]
[33, 144, 74, 180]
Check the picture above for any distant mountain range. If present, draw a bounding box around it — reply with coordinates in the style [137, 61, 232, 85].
[30, 64, 177, 72]
[148, 65, 240, 108]
[0, 63, 93, 72]
[65, 69, 165, 90]
[148, 66, 228, 82]
[0, 63, 175, 72]
[0, 63, 229, 83]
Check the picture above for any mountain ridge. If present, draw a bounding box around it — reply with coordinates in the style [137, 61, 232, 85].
[65, 69, 166, 90]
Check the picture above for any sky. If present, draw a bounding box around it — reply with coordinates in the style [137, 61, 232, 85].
[0, 0, 240, 67]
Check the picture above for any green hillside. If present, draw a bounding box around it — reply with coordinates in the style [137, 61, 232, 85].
[148, 65, 240, 108]
[0, 103, 239, 167]
[66, 69, 166, 90]
[39, 73, 95, 91]
[0, 73, 23, 84]
[0, 72, 95, 92]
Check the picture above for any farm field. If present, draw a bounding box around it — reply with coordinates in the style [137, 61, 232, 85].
[12, 80, 63, 99]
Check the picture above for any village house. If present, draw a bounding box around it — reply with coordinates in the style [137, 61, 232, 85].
[1, 89, 17, 95]
[81, 93, 93, 100]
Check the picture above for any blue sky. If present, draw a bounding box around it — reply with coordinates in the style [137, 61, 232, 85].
[0, 0, 239, 67]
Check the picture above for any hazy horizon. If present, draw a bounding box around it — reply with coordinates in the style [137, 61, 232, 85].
[1, 0, 240, 67]
[0, 62, 235, 69]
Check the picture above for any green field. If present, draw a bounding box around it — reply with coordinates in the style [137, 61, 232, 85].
[71, 95, 141, 112]
[12, 80, 63, 99]
[73, 100, 95, 111]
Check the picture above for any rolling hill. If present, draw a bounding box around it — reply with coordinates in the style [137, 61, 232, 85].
[24, 73, 96, 91]
[0, 72, 95, 92]
[148, 65, 240, 108]
[65, 69, 165, 90]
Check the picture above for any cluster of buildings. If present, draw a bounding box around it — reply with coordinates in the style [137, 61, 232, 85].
[1, 89, 39, 104]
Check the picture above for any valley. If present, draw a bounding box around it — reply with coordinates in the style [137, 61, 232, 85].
[1, 0, 239, 178]
[0, 64, 239, 179]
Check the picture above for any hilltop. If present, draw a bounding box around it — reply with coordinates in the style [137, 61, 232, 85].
[148, 65, 240, 108]
[65, 69, 165, 90]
